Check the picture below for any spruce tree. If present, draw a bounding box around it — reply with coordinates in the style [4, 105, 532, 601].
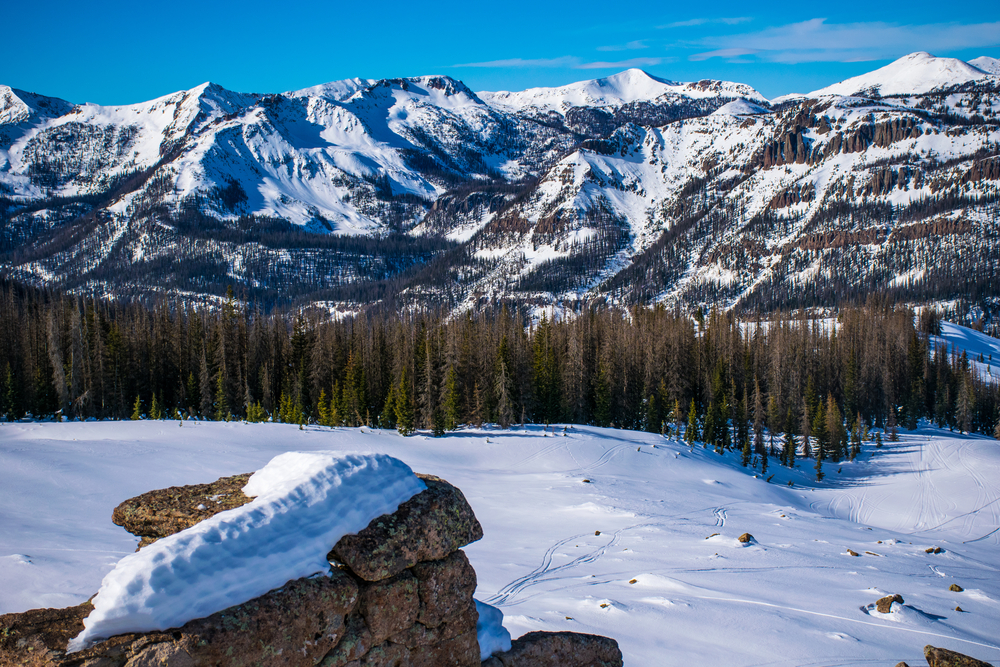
[150, 393, 161, 420]
[395, 367, 415, 436]
[593, 361, 611, 428]
[784, 408, 797, 467]
[686, 399, 699, 445]
[812, 400, 828, 461]
[317, 388, 330, 426]
[1, 363, 14, 420]
[741, 436, 751, 467]
[380, 384, 397, 429]
[825, 394, 844, 462]
[131, 395, 142, 420]
[443, 366, 460, 431]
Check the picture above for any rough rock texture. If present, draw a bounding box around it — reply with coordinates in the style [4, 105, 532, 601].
[949, 584, 964, 592]
[876, 594, 904, 613]
[111, 473, 253, 548]
[924, 645, 995, 667]
[738, 532, 754, 543]
[331, 475, 484, 582]
[480, 631, 623, 667]
[0, 573, 358, 667]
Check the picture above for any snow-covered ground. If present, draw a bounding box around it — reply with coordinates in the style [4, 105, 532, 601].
[931, 321, 1000, 383]
[1, 420, 998, 665]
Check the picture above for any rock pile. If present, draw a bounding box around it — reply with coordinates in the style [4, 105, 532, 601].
[0, 472, 623, 667]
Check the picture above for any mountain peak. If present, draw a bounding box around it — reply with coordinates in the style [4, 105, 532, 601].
[969, 56, 1000, 76]
[809, 51, 994, 97]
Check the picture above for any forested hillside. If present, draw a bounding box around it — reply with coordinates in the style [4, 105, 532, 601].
[2, 281, 997, 464]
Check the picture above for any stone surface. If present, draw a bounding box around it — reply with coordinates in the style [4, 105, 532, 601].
[485, 631, 624, 667]
[876, 594, 904, 613]
[0, 573, 359, 667]
[924, 645, 995, 667]
[331, 475, 484, 582]
[112, 473, 253, 547]
[357, 570, 420, 645]
[411, 551, 478, 629]
[949, 584, 964, 592]
[738, 532, 754, 543]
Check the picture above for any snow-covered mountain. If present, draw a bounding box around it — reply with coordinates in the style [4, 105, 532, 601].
[1, 55, 998, 314]
[809, 52, 996, 97]
[969, 56, 1000, 76]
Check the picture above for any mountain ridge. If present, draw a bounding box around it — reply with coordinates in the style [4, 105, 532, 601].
[1, 52, 998, 317]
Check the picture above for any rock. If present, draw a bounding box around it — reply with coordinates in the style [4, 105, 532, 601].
[950, 584, 964, 592]
[486, 631, 623, 667]
[1, 573, 359, 667]
[411, 550, 478, 629]
[924, 645, 995, 666]
[331, 475, 483, 582]
[895, 663, 910, 667]
[847, 549, 860, 556]
[112, 473, 253, 547]
[357, 570, 419, 645]
[955, 606, 964, 612]
[876, 594, 904, 613]
[738, 533, 754, 543]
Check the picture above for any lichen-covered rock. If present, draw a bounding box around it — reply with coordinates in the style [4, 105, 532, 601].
[924, 645, 995, 667]
[411, 550, 478, 629]
[876, 593, 904, 613]
[0, 573, 359, 667]
[111, 473, 253, 547]
[357, 570, 420, 645]
[483, 631, 623, 667]
[331, 475, 484, 582]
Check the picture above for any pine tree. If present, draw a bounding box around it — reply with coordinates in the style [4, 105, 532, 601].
[199, 349, 212, 418]
[395, 367, 415, 436]
[767, 395, 781, 457]
[784, 408, 797, 467]
[380, 384, 397, 429]
[672, 398, 683, 440]
[2, 363, 16, 420]
[741, 436, 751, 467]
[317, 388, 330, 427]
[875, 430, 883, 448]
[955, 375, 974, 434]
[815, 454, 824, 481]
[150, 393, 162, 420]
[214, 373, 229, 421]
[812, 400, 827, 461]
[131, 395, 142, 420]
[887, 408, 900, 441]
[471, 381, 483, 429]
[752, 378, 764, 455]
[593, 361, 611, 428]
[704, 401, 717, 449]
[685, 399, 699, 445]
[443, 366, 460, 431]
[825, 394, 844, 462]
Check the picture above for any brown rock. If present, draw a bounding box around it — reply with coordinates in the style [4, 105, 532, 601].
[1, 573, 359, 667]
[847, 549, 860, 557]
[411, 550, 478, 629]
[738, 533, 754, 543]
[317, 614, 372, 667]
[950, 584, 964, 592]
[895, 663, 911, 667]
[876, 594, 904, 613]
[112, 473, 253, 546]
[488, 631, 623, 667]
[357, 570, 419, 645]
[924, 645, 995, 666]
[404, 629, 480, 667]
[331, 475, 483, 582]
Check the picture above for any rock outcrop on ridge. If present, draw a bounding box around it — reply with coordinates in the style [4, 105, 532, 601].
[0, 471, 623, 667]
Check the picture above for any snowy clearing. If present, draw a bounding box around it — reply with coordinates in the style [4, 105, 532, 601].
[1, 420, 998, 665]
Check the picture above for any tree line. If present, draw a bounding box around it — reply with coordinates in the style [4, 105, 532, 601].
[1, 280, 998, 473]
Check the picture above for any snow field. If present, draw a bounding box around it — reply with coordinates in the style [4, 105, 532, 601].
[1, 420, 998, 665]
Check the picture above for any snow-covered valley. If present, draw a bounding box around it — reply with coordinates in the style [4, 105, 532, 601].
[2, 420, 998, 665]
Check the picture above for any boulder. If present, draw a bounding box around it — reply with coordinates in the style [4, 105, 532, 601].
[876, 594, 904, 613]
[111, 473, 253, 548]
[483, 631, 623, 667]
[738, 533, 754, 543]
[330, 475, 484, 582]
[924, 645, 995, 667]
[0, 572, 359, 667]
[949, 584, 964, 592]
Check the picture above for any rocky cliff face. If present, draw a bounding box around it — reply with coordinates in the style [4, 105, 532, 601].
[0, 473, 623, 667]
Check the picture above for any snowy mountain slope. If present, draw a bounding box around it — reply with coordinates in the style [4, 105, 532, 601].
[1, 59, 999, 313]
[481, 68, 768, 114]
[2, 420, 998, 665]
[969, 56, 1000, 76]
[810, 52, 996, 97]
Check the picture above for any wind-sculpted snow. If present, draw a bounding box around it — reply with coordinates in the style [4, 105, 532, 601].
[66, 451, 425, 651]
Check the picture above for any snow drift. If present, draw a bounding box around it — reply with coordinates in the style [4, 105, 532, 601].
[68, 451, 426, 651]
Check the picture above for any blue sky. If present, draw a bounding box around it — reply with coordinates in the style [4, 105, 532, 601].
[3, 0, 999, 104]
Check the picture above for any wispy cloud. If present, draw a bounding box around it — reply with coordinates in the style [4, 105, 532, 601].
[660, 17, 752, 29]
[450, 56, 578, 68]
[597, 40, 649, 52]
[451, 55, 664, 70]
[690, 18, 1000, 63]
[577, 57, 663, 69]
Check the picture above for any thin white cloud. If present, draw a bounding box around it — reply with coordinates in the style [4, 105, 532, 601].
[690, 18, 1000, 63]
[451, 55, 663, 70]
[597, 40, 649, 52]
[451, 56, 578, 68]
[577, 57, 663, 70]
[660, 17, 752, 29]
